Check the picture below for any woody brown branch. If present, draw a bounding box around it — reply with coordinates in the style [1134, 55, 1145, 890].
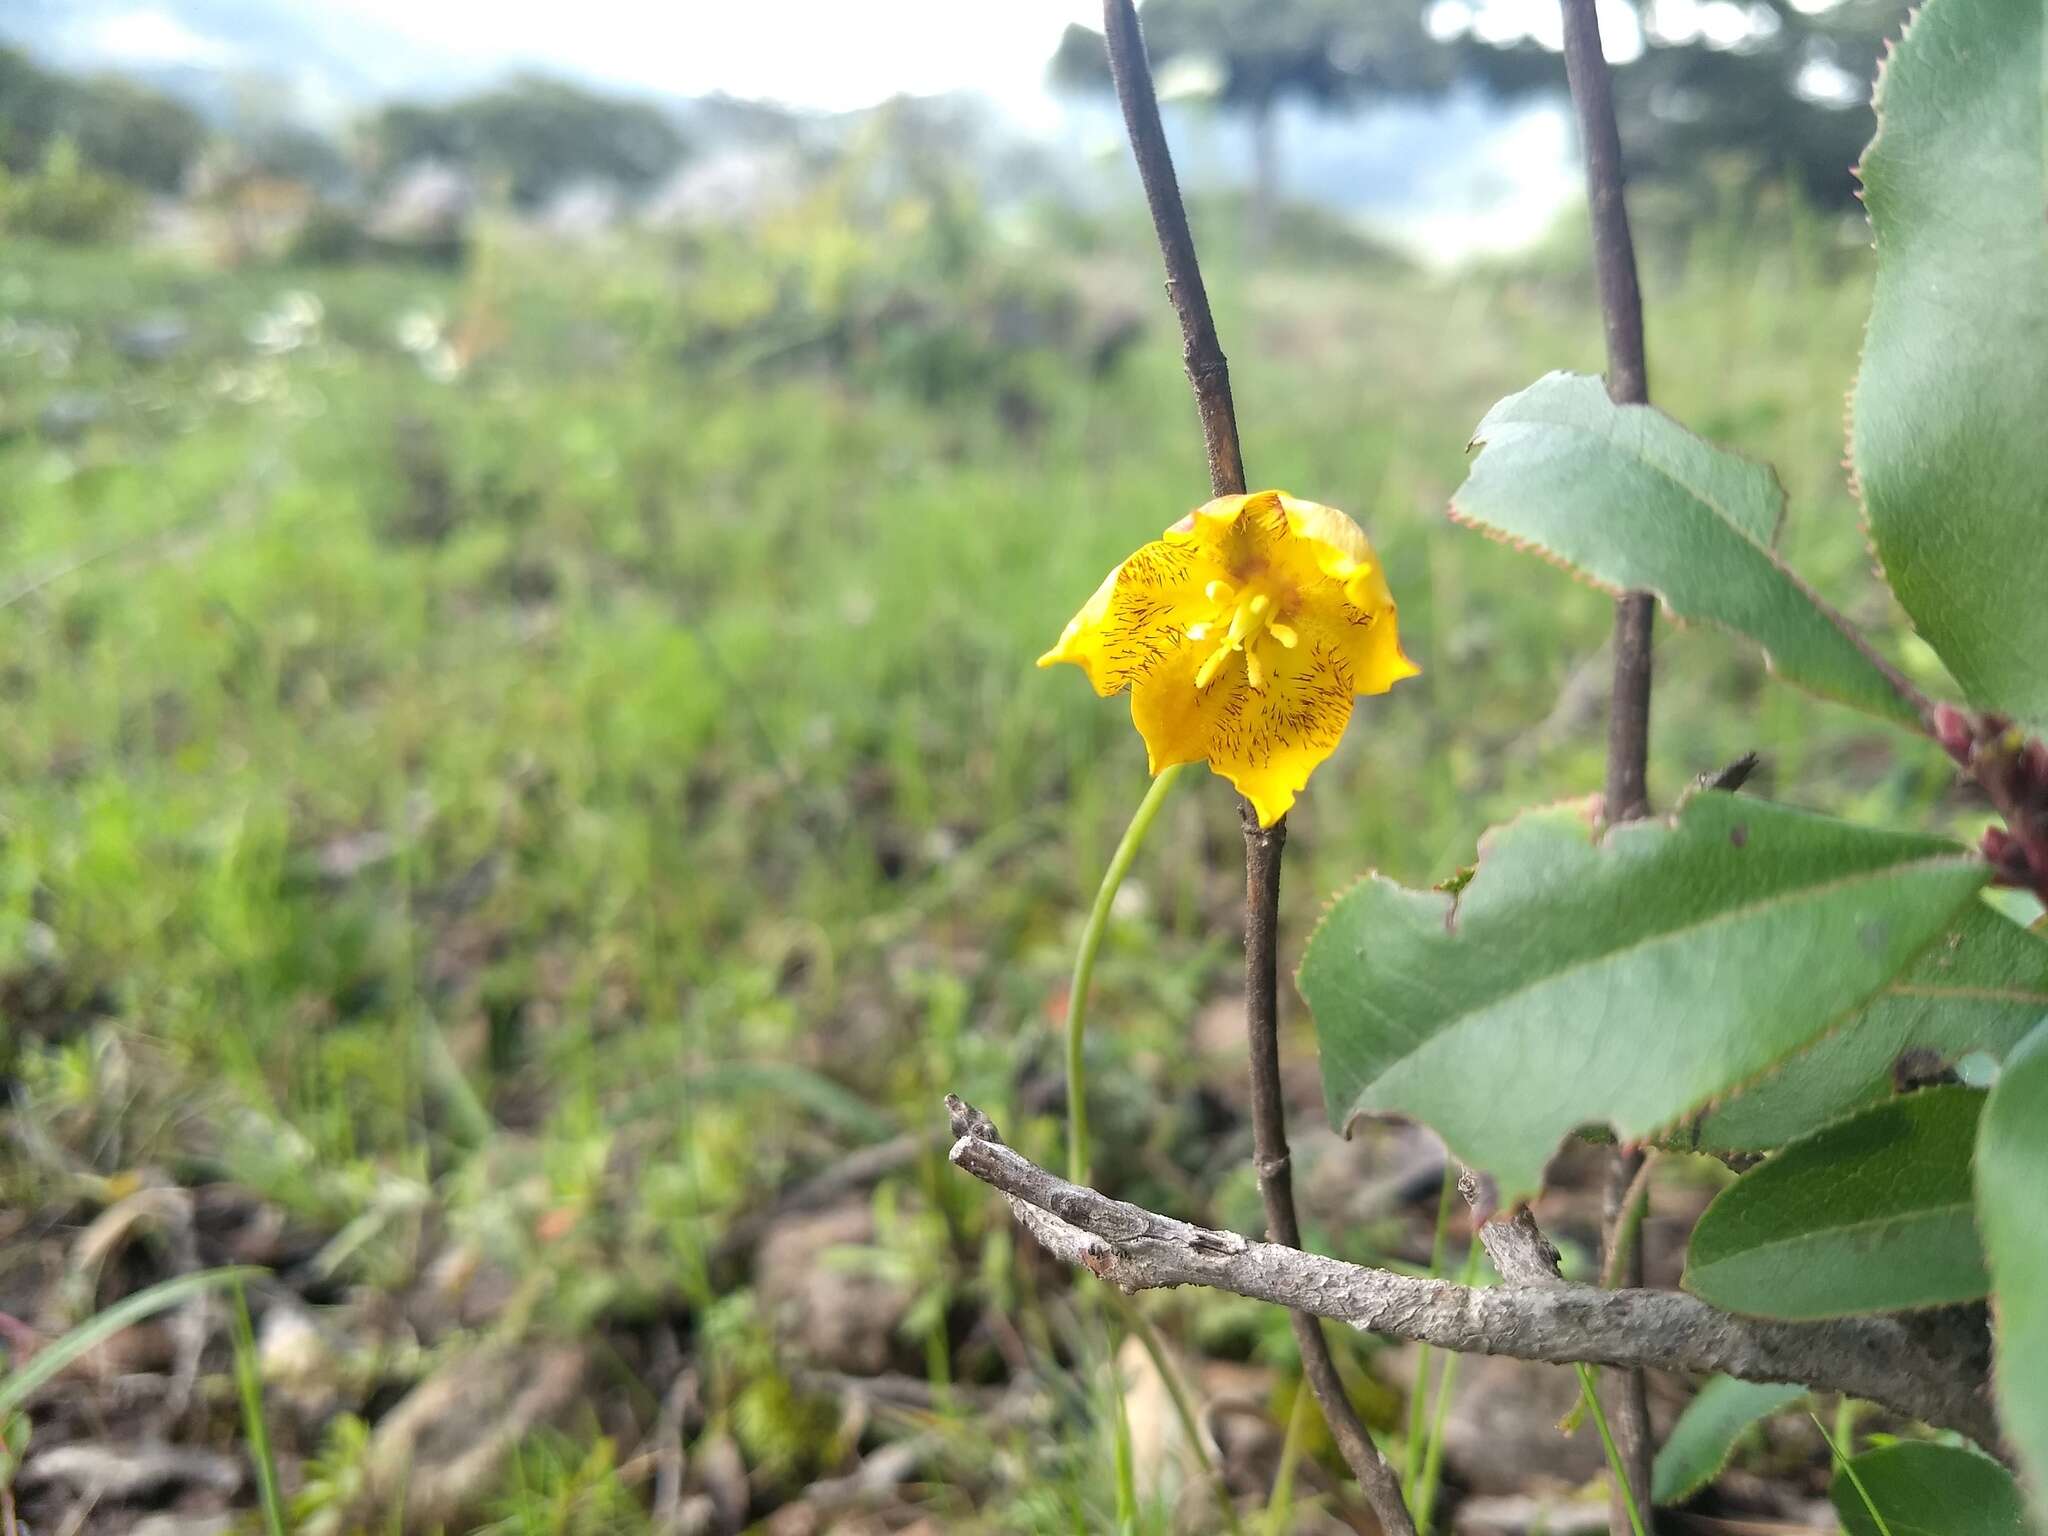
[945, 1097, 2000, 1453]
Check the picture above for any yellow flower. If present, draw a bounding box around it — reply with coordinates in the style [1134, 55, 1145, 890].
[1039, 489, 1419, 827]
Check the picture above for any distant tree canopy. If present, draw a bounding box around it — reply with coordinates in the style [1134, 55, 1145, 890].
[364, 76, 688, 206]
[0, 47, 205, 192]
[1454, 0, 1908, 205]
[1052, 0, 1908, 207]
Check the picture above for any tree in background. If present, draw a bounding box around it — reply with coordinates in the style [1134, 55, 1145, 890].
[364, 75, 687, 208]
[0, 47, 204, 192]
[1050, 0, 1452, 212]
[1051, 0, 1907, 211]
[1454, 0, 1908, 205]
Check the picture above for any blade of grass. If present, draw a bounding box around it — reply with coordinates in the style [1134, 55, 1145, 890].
[228, 1278, 288, 1536]
[1814, 1412, 1892, 1536]
[1263, 1376, 1313, 1536]
[0, 1267, 264, 1424]
[1115, 1296, 1244, 1536]
[1576, 1363, 1648, 1536]
[1404, 1166, 1459, 1500]
[1413, 1239, 1484, 1535]
[1113, 1342, 1140, 1536]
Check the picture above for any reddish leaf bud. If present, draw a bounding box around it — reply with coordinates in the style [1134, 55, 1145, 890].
[1932, 703, 1975, 764]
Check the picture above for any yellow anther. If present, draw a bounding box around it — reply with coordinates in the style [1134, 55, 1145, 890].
[1194, 644, 1232, 690]
[1248, 593, 1270, 617]
[1268, 622, 1298, 649]
[1186, 622, 1211, 640]
[1204, 579, 1236, 604]
[1245, 648, 1265, 690]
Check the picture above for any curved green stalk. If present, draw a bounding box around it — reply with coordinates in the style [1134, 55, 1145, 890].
[1065, 765, 1242, 1533]
[1065, 764, 1185, 1186]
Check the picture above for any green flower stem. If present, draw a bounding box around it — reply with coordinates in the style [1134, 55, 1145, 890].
[1063, 764, 1240, 1533]
[1065, 764, 1185, 1186]
[1577, 1364, 1648, 1536]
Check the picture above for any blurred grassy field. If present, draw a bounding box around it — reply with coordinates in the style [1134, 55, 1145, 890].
[0, 193, 1975, 1529]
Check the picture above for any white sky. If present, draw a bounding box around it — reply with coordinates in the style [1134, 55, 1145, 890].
[325, 0, 1107, 120]
[90, 0, 1651, 124]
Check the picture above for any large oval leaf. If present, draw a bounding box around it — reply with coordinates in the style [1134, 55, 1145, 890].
[1299, 793, 1986, 1205]
[1831, 1441, 2028, 1536]
[1852, 0, 2048, 724]
[1684, 1087, 1988, 1320]
[1691, 899, 2048, 1152]
[1650, 1376, 1804, 1506]
[1452, 372, 1916, 725]
[1976, 1015, 2048, 1491]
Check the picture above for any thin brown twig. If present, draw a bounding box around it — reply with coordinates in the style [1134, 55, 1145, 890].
[1096, 5, 1414, 1530]
[1559, 0, 1659, 1521]
[945, 1099, 2000, 1451]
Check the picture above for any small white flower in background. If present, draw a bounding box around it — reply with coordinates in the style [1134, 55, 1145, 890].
[393, 309, 463, 381]
[247, 290, 324, 355]
[422, 344, 462, 383]
[394, 308, 442, 355]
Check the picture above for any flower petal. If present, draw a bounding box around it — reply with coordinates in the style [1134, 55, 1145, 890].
[1129, 628, 1358, 826]
[1277, 494, 1422, 695]
[1174, 490, 1294, 570]
[1297, 578, 1422, 698]
[1037, 538, 1219, 696]
[1278, 493, 1375, 574]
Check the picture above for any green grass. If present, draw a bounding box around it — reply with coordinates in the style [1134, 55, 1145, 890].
[0, 193, 1969, 1529]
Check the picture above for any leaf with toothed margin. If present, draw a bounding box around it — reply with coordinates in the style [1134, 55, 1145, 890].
[1853, 0, 2048, 726]
[1297, 793, 1987, 1206]
[1450, 372, 1917, 726]
[1687, 897, 2048, 1152]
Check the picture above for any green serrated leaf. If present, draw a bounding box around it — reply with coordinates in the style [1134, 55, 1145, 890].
[1975, 1015, 2048, 1492]
[1693, 899, 2048, 1151]
[1650, 1376, 1805, 1506]
[1830, 1441, 2029, 1536]
[1852, 0, 2048, 726]
[1452, 372, 1916, 726]
[1298, 793, 1985, 1205]
[1684, 1087, 1988, 1320]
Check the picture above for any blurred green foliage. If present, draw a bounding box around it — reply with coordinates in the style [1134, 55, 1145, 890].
[363, 75, 687, 206]
[0, 153, 1970, 1525]
[0, 45, 204, 192]
[0, 135, 136, 241]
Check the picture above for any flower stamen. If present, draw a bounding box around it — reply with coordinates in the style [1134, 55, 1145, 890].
[1194, 585, 1286, 693]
